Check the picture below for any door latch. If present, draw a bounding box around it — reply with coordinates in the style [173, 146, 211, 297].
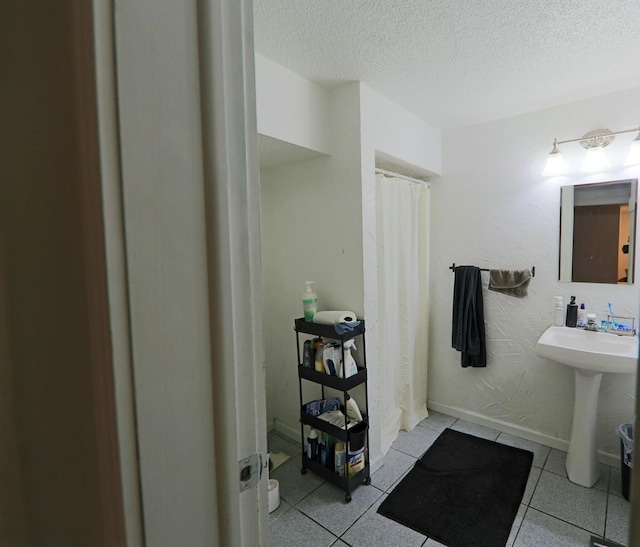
[239, 453, 262, 492]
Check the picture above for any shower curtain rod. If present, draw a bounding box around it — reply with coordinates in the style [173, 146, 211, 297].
[375, 168, 429, 186]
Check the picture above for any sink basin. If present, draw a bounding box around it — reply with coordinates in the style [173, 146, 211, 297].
[535, 324, 638, 488]
[536, 325, 638, 374]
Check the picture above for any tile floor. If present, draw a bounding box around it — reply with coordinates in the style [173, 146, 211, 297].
[269, 411, 631, 546]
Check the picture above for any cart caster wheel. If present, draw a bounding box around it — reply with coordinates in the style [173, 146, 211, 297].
[301, 467, 307, 475]
[345, 493, 352, 503]
[363, 476, 371, 485]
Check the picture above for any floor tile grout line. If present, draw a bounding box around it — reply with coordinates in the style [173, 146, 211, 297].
[603, 489, 612, 540]
[270, 420, 627, 546]
[336, 487, 387, 543]
[527, 504, 606, 537]
[287, 506, 340, 544]
[510, 504, 532, 547]
[296, 483, 386, 541]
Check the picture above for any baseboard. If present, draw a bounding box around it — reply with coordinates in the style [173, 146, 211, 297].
[427, 400, 619, 468]
[272, 420, 301, 444]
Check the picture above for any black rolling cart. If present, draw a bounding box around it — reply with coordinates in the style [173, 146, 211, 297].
[294, 317, 370, 503]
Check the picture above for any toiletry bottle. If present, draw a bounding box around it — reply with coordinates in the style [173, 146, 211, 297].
[577, 303, 586, 328]
[314, 341, 325, 372]
[307, 428, 318, 461]
[309, 338, 318, 367]
[319, 432, 327, 467]
[346, 395, 364, 423]
[302, 281, 318, 322]
[302, 340, 312, 367]
[554, 296, 564, 326]
[334, 442, 346, 477]
[566, 296, 578, 328]
[326, 436, 335, 470]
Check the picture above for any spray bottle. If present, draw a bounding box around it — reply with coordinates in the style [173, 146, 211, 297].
[302, 281, 318, 322]
[342, 340, 358, 378]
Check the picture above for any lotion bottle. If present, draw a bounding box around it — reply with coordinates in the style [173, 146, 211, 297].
[554, 296, 564, 326]
[566, 296, 578, 328]
[302, 281, 318, 322]
[346, 395, 364, 423]
[577, 303, 586, 328]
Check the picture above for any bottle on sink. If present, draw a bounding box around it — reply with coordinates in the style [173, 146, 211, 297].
[577, 303, 586, 328]
[565, 296, 578, 328]
[554, 296, 564, 326]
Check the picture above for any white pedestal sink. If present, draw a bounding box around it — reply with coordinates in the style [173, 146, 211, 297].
[535, 325, 638, 487]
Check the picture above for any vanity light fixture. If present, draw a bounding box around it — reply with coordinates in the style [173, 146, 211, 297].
[543, 126, 640, 176]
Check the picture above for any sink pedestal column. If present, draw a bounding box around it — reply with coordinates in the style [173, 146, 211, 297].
[565, 369, 602, 487]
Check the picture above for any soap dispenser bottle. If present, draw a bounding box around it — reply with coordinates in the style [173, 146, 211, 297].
[302, 281, 318, 322]
[566, 296, 578, 328]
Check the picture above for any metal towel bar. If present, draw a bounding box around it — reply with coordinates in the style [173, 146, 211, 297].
[449, 263, 535, 277]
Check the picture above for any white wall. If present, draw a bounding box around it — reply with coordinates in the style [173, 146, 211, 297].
[255, 53, 332, 155]
[260, 83, 364, 440]
[259, 66, 444, 479]
[359, 85, 441, 176]
[358, 85, 441, 458]
[429, 87, 640, 462]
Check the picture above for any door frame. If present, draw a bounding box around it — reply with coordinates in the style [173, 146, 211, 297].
[97, 0, 268, 544]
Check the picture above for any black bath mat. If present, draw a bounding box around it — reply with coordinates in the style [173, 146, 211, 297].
[378, 428, 533, 547]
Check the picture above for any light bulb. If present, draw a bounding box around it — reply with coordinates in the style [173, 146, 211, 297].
[542, 143, 565, 176]
[582, 146, 609, 172]
[625, 134, 640, 166]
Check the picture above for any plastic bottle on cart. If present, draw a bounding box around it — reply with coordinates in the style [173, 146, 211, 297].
[314, 342, 325, 373]
[319, 432, 328, 466]
[334, 442, 346, 477]
[307, 428, 318, 461]
[302, 281, 318, 322]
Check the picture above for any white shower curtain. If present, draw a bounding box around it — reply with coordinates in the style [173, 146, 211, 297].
[376, 173, 430, 454]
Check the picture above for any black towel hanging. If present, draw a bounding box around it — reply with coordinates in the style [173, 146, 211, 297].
[451, 266, 487, 368]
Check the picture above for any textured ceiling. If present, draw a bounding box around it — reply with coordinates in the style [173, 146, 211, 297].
[253, 0, 640, 129]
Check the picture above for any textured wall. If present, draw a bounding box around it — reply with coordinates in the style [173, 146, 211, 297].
[429, 87, 640, 459]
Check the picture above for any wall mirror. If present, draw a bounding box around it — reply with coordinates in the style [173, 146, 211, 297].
[560, 179, 637, 284]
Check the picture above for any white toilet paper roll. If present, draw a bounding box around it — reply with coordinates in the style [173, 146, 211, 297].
[268, 479, 280, 513]
[312, 310, 358, 325]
